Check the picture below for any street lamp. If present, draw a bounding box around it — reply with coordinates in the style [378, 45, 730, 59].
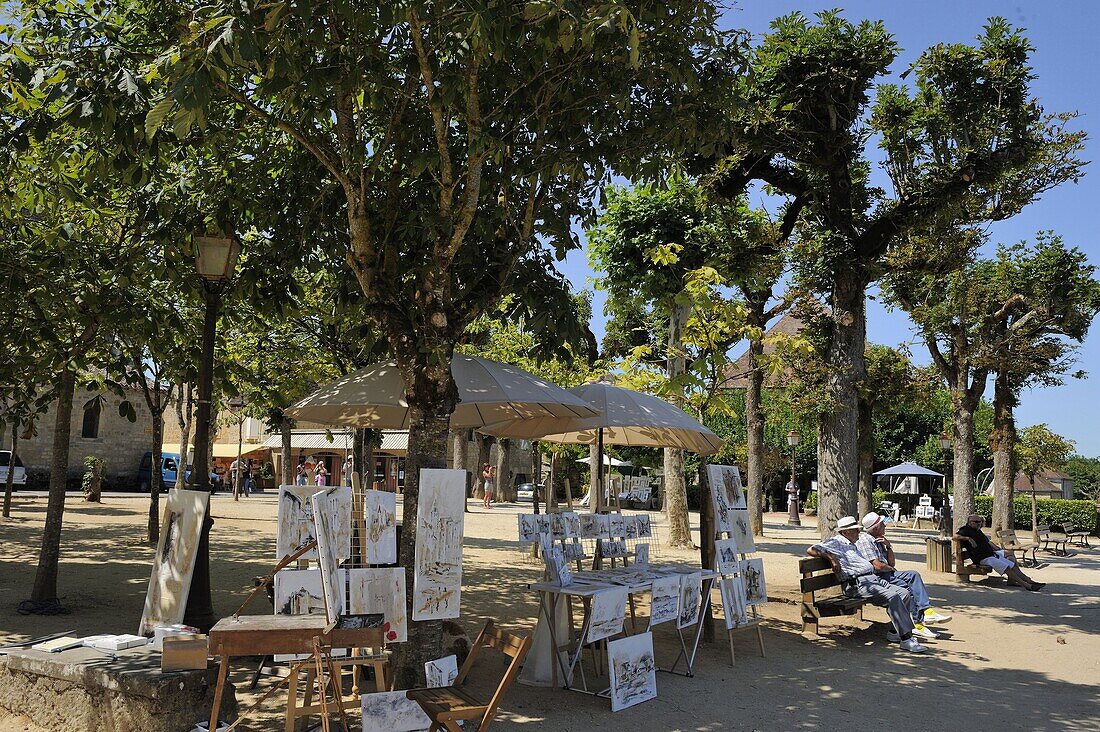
[938, 433, 953, 538]
[183, 230, 241, 631]
[786, 429, 801, 527]
[228, 396, 247, 502]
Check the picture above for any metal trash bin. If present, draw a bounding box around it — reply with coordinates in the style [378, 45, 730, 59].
[926, 537, 951, 572]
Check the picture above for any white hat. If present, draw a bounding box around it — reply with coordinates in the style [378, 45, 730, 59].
[862, 512, 883, 530]
[836, 516, 859, 531]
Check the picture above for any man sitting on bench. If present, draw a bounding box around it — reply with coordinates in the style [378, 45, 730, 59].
[857, 512, 952, 640]
[807, 516, 928, 653]
[954, 514, 1044, 591]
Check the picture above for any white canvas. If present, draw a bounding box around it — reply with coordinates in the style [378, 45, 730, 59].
[364, 490, 397, 564]
[649, 576, 679, 626]
[518, 514, 544, 545]
[608, 513, 626, 538]
[413, 469, 465, 621]
[586, 587, 628, 643]
[608, 632, 657, 712]
[311, 490, 345, 625]
[634, 543, 650, 566]
[276, 485, 320, 560]
[635, 514, 653, 538]
[676, 573, 702, 629]
[715, 538, 739, 575]
[347, 567, 408, 643]
[708, 464, 745, 536]
[361, 690, 432, 732]
[559, 511, 581, 538]
[719, 576, 750, 629]
[580, 513, 610, 539]
[139, 488, 209, 636]
[729, 509, 756, 554]
[544, 545, 573, 586]
[739, 558, 767, 606]
[274, 568, 348, 661]
[425, 655, 459, 688]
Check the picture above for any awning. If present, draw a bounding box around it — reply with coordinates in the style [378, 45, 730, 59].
[872, 461, 944, 478]
[160, 443, 267, 459]
[260, 430, 408, 455]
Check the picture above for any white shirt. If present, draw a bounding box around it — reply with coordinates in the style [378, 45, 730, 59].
[856, 531, 889, 565]
[811, 535, 876, 580]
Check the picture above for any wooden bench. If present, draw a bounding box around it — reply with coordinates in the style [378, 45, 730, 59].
[996, 529, 1038, 566]
[1036, 525, 1068, 556]
[799, 556, 869, 635]
[1062, 522, 1092, 548]
[952, 539, 993, 580]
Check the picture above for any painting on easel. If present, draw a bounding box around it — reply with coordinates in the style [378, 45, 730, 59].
[312, 488, 349, 625]
[412, 469, 465, 621]
[707, 464, 745, 536]
[719, 576, 750, 628]
[138, 488, 208, 636]
[348, 567, 407, 642]
[676, 573, 702, 629]
[739, 558, 768, 605]
[276, 485, 319, 560]
[364, 489, 397, 564]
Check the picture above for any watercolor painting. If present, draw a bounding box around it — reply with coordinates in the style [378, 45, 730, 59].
[580, 513, 610, 539]
[364, 489, 397, 564]
[739, 558, 767, 606]
[425, 654, 459, 688]
[719, 576, 750, 629]
[412, 469, 465, 621]
[274, 568, 347, 661]
[361, 690, 432, 732]
[649, 575, 679, 626]
[608, 632, 657, 712]
[312, 489, 346, 625]
[708, 465, 745, 536]
[634, 543, 650, 566]
[276, 485, 320, 560]
[677, 573, 702, 629]
[729, 509, 756, 554]
[347, 567, 407, 642]
[586, 587, 628, 643]
[635, 514, 652, 538]
[139, 489, 208, 636]
[608, 513, 626, 538]
[715, 538, 740, 575]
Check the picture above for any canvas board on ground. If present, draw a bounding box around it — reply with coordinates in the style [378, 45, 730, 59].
[138, 488, 209, 636]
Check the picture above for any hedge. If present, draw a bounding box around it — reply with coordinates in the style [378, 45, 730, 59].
[972, 495, 1097, 533]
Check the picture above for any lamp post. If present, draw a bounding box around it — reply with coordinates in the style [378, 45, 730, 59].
[938, 433, 953, 538]
[182, 231, 241, 631]
[787, 429, 801, 526]
[228, 396, 246, 501]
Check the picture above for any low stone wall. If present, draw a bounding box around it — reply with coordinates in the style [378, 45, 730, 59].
[0, 646, 237, 732]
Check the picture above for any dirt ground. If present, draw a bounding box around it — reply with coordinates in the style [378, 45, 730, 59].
[1, 492, 1098, 731]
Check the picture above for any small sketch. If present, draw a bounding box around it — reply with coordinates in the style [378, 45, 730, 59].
[634, 543, 650, 566]
[364, 490, 397, 564]
[623, 516, 640, 539]
[274, 567, 347, 661]
[601, 539, 628, 558]
[586, 587, 628, 643]
[649, 576, 680, 626]
[559, 511, 582, 538]
[562, 540, 586, 561]
[739, 558, 767, 605]
[550, 512, 567, 539]
[580, 513, 610, 539]
[677, 573, 702, 629]
[608, 632, 657, 712]
[608, 513, 626, 538]
[720, 576, 750, 629]
[361, 690, 432, 732]
[715, 538, 739, 575]
[412, 469, 465, 621]
[518, 514, 541, 545]
[635, 514, 653, 538]
[707, 465, 745, 535]
[277, 485, 319, 560]
[544, 545, 573, 586]
[730, 509, 756, 554]
[425, 654, 458, 688]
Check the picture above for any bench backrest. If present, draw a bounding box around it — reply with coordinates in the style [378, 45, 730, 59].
[798, 556, 842, 597]
[997, 529, 1022, 546]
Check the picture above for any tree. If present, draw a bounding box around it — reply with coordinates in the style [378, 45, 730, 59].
[711, 14, 1084, 536]
[1016, 424, 1075, 542]
[1063, 455, 1100, 502]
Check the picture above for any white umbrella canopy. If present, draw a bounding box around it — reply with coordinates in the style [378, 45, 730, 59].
[285, 356, 600, 429]
[483, 381, 723, 456]
[575, 455, 633, 468]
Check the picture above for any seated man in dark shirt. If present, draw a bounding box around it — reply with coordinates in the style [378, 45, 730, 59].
[954, 514, 1043, 591]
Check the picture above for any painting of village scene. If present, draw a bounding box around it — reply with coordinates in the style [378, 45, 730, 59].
[677, 572, 702, 629]
[276, 485, 320, 560]
[608, 632, 657, 712]
[413, 469, 465, 621]
[715, 538, 740, 574]
[364, 489, 397, 564]
[649, 576, 680, 626]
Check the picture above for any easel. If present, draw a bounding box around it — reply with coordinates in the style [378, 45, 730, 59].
[712, 528, 765, 665]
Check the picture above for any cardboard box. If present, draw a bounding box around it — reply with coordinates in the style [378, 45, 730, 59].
[161, 634, 208, 672]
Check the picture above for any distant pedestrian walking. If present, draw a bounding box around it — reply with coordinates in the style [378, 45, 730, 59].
[296, 460, 308, 486]
[316, 462, 328, 487]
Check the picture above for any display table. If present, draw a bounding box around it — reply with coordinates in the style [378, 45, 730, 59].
[0, 644, 235, 731]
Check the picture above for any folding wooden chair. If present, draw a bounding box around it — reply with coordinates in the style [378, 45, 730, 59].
[406, 620, 531, 732]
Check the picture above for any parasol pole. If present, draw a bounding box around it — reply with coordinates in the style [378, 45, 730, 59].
[596, 427, 605, 514]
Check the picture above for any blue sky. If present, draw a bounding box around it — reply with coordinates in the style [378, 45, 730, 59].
[554, 1, 1100, 456]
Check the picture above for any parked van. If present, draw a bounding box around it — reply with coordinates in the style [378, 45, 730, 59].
[138, 452, 221, 493]
[0, 451, 27, 487]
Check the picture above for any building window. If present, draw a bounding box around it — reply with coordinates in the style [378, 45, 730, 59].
[81, 400, 101, 439]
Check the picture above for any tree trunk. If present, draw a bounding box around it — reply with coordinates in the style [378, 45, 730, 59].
[148, 412, 164, 546]
[744, 323, 766, 536]
[950, 391, 980, 530]
[857, 397, 874, 518]
[548, 451, 558, 510]
[3, 428, 18, 518]
[589, 444, 600, 512]
[665, 302, 693, 548]
[352, 427, 366, 489]
[990, 368, 1017, 537]
[31, 369, 76, 601]
[364, 430, 379, 490]
[175, 383, 193, 489]
[495, 439, 512, 502]
[277, 416, 290, 484]
[697, 461, 715, 642]
[816, 271, 866, 539]
[450, 430, 469, 512]
[388, 351, 458, 690]
[532, 443, 542, 513]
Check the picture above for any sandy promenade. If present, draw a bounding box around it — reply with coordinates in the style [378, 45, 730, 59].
[1, 492, 1098, 731]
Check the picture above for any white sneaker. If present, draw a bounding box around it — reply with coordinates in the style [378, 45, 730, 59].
[887, 631, 901, 642]
[922, 609, 952, 624]
[900, 638, 927, 653]
[912, 623, 938, 639]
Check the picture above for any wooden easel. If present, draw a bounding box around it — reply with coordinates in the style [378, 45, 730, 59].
[713, 535, 766, 665]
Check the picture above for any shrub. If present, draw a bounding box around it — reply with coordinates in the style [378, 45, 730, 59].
[972, 495, 1095, 533]
[805, 490, 817, 511]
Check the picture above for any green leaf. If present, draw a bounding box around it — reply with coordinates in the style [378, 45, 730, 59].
[144, 96, 174, 139]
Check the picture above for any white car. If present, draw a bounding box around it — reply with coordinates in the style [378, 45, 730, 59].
[0, 451, 27, 487]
